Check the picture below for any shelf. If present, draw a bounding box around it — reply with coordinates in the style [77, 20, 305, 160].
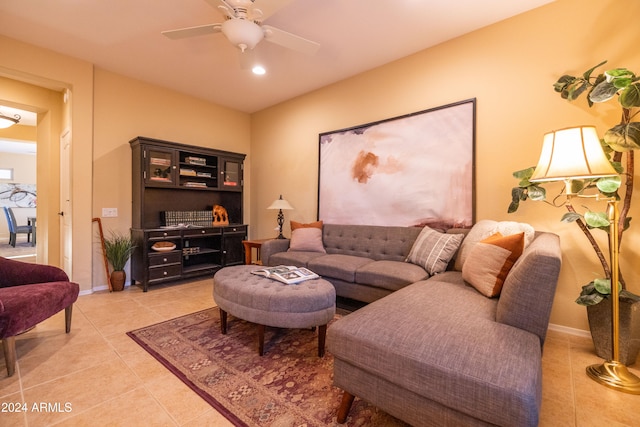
[182, 248, 220, 257]
[182, 263, 222, 274]
[130, 136, 247, 291]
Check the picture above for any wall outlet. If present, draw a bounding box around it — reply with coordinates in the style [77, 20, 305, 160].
[102, 208, 118, 218]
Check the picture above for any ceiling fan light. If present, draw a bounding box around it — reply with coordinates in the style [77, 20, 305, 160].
[221, 19, 264, 51]
[0, 112, 20, 129]
[252, 65, 266, 75]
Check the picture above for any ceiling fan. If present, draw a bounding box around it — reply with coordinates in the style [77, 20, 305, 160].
[161, 0, 320, 58]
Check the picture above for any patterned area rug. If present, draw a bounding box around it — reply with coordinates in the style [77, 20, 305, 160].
[127, 308, 406, 427]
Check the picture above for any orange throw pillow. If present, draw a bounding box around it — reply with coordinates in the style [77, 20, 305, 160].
[291, 220, 323, 230]
[461, 232, 525, 297]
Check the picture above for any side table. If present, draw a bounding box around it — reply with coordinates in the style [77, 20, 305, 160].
[242, 238, 271, 265]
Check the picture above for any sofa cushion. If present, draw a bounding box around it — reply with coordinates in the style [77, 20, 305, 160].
[355, 260, 428, 292]
[269, 251, 326, 268]
[323, 224, 421, 262]
[308, 254, 373, 283]
[454, 220, 535, 271]
[405, 226, 464, 275]
[462, 232, 525, 297]
[288, 221, 326, 253]
[0, 281, 79, 338]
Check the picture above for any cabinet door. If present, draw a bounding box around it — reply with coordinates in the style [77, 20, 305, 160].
[145, 146, 177, 186]
[222, 226, 247, 266]
[220, 157, 242, 191]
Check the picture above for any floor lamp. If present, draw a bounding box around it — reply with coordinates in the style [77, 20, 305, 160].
[267, 195, 294, 239]
[529, 126, 640, 394]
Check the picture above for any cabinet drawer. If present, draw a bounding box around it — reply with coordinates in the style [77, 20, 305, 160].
[148, 251, 181, 266]
[183, 227, 221, 237]
[148, 230, 181, 239]
[148, 264, 182, 281]
[223, 225, 247, 235]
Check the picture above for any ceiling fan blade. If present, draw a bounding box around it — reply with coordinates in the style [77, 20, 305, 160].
[262, 25, 320, 55]
[162, 23, 222, 40]
[254, 0, 296, 20]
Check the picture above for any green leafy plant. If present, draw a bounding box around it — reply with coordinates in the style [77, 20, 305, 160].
[509, 61, 640, 305]
[576, 278, 640, 306]
[104, 231, 136, 271]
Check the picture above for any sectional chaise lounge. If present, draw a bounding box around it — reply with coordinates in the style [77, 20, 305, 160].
[260, 220, 562, 426]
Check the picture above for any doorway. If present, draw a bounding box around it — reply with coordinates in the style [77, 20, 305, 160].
[0, 76, 68, 271]
[0, 106, 37, 262]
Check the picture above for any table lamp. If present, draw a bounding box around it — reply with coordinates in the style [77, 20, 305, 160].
[529, 125, 640, 394]
[267, 195, 294, 239]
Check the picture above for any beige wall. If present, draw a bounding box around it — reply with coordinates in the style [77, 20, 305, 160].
[91, 69, 251, 289]
[0, 36, 250, 293]
[250, 0, 640, 332]
[1, 35, 93, 289]
[1, 0, 639, 331]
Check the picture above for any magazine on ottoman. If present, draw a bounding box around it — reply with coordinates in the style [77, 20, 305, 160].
[251, 265, 320, 284]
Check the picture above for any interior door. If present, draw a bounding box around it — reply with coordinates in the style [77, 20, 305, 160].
[60, 128, 72, 277]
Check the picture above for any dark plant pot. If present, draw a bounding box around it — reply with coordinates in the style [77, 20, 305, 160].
[110, 270, 126, 292]
[587, 296, 640, 366]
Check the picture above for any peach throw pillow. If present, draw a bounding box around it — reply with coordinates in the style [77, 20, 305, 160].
[462, 232, 524, 297]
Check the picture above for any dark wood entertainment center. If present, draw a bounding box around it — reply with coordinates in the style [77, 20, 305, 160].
[129, 136, 247, 291]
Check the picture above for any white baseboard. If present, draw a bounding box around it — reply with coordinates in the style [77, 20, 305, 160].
[79, 281, 132, 295]
[548, 322, 591, 338]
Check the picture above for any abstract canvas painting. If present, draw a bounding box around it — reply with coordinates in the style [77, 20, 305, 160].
[0, 183, 37, 208]
[318, 99, 475, 228]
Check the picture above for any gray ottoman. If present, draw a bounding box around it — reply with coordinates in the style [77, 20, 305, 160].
[213, 265, 336, 356]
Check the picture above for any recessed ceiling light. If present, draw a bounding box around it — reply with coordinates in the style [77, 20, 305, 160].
[252, 65, 266, 75]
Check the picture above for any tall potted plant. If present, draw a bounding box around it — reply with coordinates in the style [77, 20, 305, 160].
[104, 231, 136, 292]
[509, 61, 640, 364]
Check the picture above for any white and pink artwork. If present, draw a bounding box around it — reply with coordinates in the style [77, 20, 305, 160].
[319, 99, 475, 228]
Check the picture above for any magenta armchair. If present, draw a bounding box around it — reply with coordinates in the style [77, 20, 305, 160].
[0, 256, 79, 376]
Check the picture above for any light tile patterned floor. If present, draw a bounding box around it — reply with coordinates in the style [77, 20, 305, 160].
[0, 273, 639, 426]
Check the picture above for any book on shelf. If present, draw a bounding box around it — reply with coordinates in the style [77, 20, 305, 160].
[185, 156, 207, 166]
[184, 182, 208, 188]
[180, 168, 197, 176]
[150, 157, 171, 166]
[250, 265, 320, 285]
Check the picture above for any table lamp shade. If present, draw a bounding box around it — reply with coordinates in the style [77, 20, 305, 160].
[267, 196, 294, 211]
[267, 195, 294, 239]
[529, 126, 617, 182]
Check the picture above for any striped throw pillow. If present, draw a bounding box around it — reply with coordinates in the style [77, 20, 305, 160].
[405, 226, 464, 275]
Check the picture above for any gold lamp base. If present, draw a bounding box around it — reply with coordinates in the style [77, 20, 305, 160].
[586, 361, 640, 394]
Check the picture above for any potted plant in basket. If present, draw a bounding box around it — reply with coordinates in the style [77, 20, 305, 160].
[508, 60, 640, 364]
[104, 231, 136, 292]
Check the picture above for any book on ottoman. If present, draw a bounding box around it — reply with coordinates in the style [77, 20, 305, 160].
[251, 265, 319, 285]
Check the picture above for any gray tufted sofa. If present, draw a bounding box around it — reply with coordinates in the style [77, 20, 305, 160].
[261, 223, 431, 303]
[261, 223, 562, 426]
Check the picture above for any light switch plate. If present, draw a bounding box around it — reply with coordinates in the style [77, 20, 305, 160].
[102, 208, 118, 217]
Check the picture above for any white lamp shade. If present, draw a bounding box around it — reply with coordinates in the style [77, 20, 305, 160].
[529, 126, 618, 182]
[222, 19, 264, 51]
[267, 196, 294, 210]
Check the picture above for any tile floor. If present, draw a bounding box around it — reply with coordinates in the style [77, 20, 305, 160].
[1, 274, 639, 426]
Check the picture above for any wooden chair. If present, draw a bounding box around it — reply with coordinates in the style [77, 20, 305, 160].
[2, 207, 33, 247]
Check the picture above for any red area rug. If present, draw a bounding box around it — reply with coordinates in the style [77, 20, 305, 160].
[127, 308, 405, 426]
